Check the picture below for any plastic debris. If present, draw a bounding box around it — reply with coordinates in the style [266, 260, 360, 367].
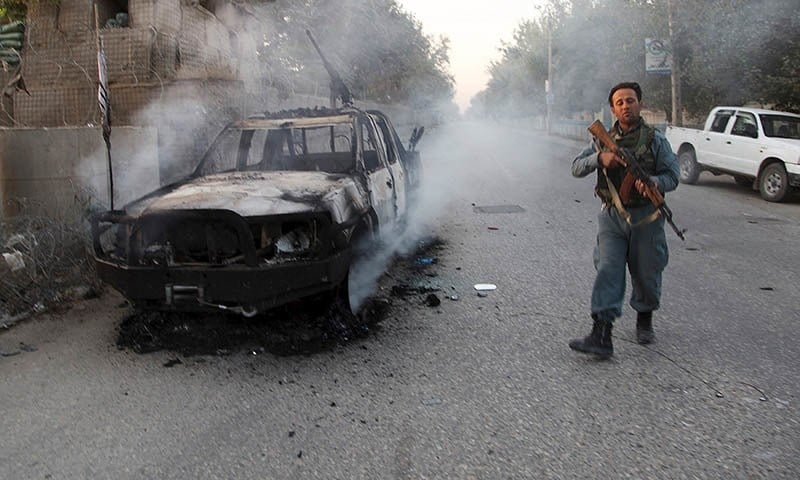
[5, 233, 34, 249]
[2, 250, 25, 271]
[488, 226, 499, 230]
[415, 257, 437, 265]
[474, 283, 497, 291]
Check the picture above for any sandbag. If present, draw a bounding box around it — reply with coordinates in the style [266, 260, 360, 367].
[0, 39, 22, 49]
[0, 21, 24, 34]
[0, 32, 24, 41]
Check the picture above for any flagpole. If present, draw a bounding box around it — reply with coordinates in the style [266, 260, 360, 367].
[94, 4, 114, 210]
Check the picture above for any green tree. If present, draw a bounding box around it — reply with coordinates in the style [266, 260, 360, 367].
[475, 0, 672, 119]
[253, 0, 455, 111]
[485, 20, 549, 117]
[0, 0, 27, 22]
[674, 0, 800, 114]
[477, 0, 800, 121]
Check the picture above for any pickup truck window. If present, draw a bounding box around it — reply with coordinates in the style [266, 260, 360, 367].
[710, 110, 735, 133]
[760, 114, 800, 140]
[198, 123, 356, 175]
[731, 112, 758, 138]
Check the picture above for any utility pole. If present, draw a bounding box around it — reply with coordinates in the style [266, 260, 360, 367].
[546, 24, 553, 134]
[667, 0, 682, 126]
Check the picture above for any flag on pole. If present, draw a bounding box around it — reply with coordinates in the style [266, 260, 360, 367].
[97, 35, 111, 147]
[95, 4, 114, 210]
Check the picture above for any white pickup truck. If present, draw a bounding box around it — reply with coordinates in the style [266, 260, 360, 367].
[665, 106, 800, 202]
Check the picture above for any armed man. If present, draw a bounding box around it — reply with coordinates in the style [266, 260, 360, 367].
[569, 82, 680, 358]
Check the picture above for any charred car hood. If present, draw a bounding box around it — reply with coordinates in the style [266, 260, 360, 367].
[128, 171, 367, 221]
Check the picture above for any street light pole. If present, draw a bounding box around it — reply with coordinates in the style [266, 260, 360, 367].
[546, 25, 552, 134]
[667, 0, 682, 126]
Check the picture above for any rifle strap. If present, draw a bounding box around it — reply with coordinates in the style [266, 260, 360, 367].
[603, 168, 660, 227]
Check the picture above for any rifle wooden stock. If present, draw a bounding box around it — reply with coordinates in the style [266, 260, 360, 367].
[588, 120, 625, 164]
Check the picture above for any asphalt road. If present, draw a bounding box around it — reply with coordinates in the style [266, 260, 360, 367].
[1, 121, 798, 479]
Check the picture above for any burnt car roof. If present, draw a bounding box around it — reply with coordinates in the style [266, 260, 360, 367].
[232, 114, 355, 129]
[249, 107, 359, 120]
[230, 106, 365, 129]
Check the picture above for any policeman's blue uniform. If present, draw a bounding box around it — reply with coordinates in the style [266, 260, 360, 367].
[572, 120, 679, 323]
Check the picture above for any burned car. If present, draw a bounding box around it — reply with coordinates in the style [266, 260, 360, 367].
[91, 106, 423, 316]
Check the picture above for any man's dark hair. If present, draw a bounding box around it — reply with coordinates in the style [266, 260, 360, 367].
[608, 82, 642, 106]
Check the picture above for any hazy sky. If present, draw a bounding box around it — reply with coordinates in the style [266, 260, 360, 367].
[397, 1, 544, 111]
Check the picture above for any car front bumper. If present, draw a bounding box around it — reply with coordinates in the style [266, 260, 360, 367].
[96, 250, 351, 313]
[787, 163, 800, 188]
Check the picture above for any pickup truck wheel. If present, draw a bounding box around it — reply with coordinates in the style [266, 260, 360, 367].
[759, 163, 789, 202]
[679, 151, 700, 184]
[339, 225, 375, 314]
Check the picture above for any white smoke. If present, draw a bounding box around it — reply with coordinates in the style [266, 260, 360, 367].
[345, 119, 522, 311]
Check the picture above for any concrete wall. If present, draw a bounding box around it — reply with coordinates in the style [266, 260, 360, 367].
[0, 126, 159, 219]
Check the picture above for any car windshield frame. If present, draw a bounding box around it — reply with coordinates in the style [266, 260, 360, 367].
[193, 114, 358, 177]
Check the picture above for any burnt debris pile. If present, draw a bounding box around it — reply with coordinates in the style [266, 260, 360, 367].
[116, 295, 387, 357]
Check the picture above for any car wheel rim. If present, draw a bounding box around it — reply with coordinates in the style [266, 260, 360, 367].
[680, 158, 692, 178]
[766, 172, 782, 194]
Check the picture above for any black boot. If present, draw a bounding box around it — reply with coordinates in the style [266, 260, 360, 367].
[636, 311, 654, 344]
[569, 319, 613, 358]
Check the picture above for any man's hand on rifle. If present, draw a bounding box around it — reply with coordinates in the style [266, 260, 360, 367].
[634, 178, 650, 195]
[598, 151, 627, 169]
[634, 177, 665, 206]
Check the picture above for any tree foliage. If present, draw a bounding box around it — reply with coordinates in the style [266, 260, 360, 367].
[476, 20, 549, 118]
[0, 0, 28, 22]
[252, 0, 455, 111]
[474, 0, 800, 119]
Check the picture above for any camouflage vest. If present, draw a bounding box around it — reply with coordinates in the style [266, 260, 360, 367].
[595, 120, 656, 207]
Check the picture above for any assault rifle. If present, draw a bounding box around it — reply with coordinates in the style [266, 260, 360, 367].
[306, 29, 353, 107]
[588, 120, 686, 241]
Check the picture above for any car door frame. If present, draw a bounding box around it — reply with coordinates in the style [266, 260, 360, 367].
[355, 113, 398, 230]
[367, 113, 407, 219]
[700, 108, 736, 167]
[725, 109, 762, 176]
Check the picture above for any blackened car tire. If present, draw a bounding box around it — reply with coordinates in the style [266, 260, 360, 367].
[759, 163, 789, 202]
[679, 150, 700, 184]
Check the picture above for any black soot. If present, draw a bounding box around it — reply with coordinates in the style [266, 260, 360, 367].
[115, 236, 445, 357]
